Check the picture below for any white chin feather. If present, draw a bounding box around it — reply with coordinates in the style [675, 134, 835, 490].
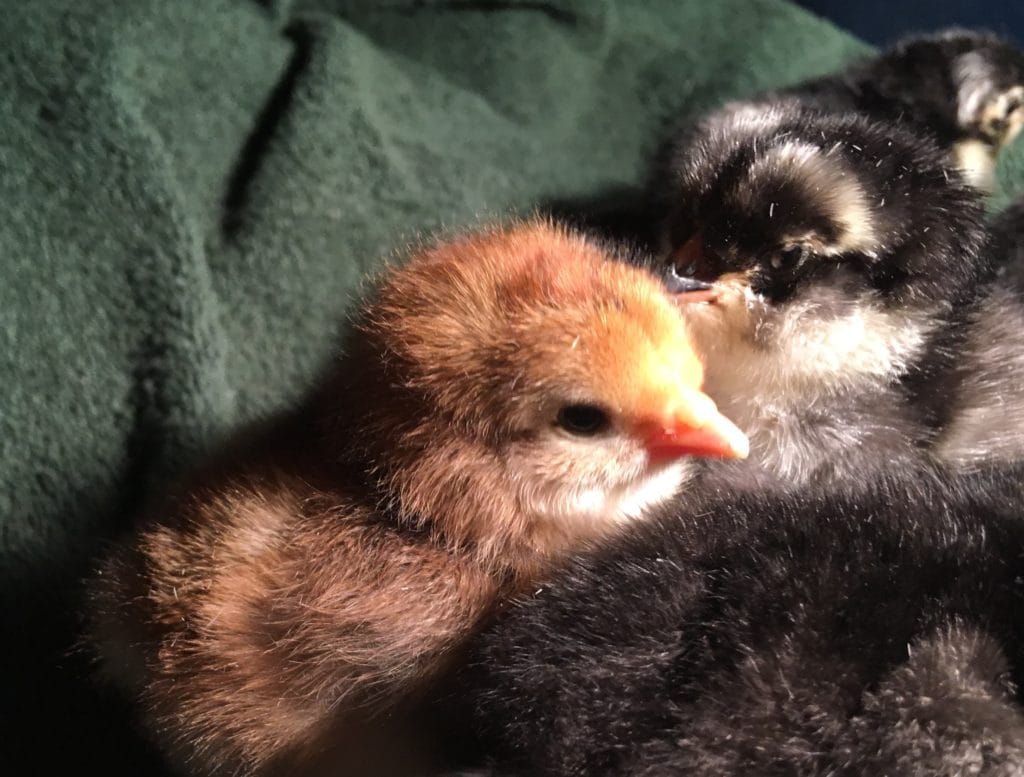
[529, 461, 690, 534]
[685, 286, 928, 401]
[608, 461, 691, 522]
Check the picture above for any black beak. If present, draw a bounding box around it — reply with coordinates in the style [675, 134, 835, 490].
[664, 266, 713, 294]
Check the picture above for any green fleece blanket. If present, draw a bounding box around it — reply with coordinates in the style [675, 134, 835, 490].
[2, 1, 1021, 772]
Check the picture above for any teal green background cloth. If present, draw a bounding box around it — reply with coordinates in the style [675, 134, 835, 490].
[1, 1, 1019, 772]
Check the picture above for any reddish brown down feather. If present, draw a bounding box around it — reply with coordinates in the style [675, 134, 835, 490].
[83, 220, 721, 776]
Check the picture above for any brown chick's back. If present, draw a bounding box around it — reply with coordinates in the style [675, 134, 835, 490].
[84, 220, 747, 777]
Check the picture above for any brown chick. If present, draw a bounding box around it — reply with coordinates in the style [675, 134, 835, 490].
[84, 220, 748, 777]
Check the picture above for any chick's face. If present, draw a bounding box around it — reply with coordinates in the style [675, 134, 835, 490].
[660, 141, 929, 398]
[496, 296, 731, 535]
[372, 222, 746, 537]
[664, 140, 884, 301]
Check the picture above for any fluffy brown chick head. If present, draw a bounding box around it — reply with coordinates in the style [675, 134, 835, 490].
[358, 220, 747, 536]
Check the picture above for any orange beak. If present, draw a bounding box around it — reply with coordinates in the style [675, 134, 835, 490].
[637, 389, 749, 463]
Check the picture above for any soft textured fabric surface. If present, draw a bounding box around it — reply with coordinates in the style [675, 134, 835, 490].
[1, 1, 1020, 773]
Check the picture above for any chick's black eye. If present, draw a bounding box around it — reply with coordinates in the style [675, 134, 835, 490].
[768, 245, 806, 270]
[556, 404, 611, 437]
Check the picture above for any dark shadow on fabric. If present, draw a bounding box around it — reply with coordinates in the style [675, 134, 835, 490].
[0, 330, 185, 775]
[222, 23, 314, 238]
[402, 1, 578, 25]
[538, 184, 660, 254]
[0, 554, 170, 777]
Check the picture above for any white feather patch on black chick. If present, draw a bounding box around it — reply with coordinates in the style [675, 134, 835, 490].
[654, 103, 989, 486]
[446, 461, 1024, 776]
[775, 28, 1024, 191]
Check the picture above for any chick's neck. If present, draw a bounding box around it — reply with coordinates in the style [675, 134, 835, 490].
[314, 370, 560, 588]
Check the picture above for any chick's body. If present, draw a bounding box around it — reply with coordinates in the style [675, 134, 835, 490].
[85, 221, 745, 776]
[936, 196, 1024, 468]
[656, 104, 988, 487]
[97, 451, 494, 776]
[453, 462, 1024, 776]
[776, 29, 1024, 191]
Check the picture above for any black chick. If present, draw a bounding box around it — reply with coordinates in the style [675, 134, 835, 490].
[776, 28, 1024, 192]
[547, 29, 1024, 251]
[448, 461, 1024, 776]
[656, 103, 989, 486]
[935, 195, 1024, 468]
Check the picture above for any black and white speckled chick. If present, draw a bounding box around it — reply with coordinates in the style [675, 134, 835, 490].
[776, 28, 1024, 191]
[452, 461, 1024, 776]
[655, 103, 989, 487]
